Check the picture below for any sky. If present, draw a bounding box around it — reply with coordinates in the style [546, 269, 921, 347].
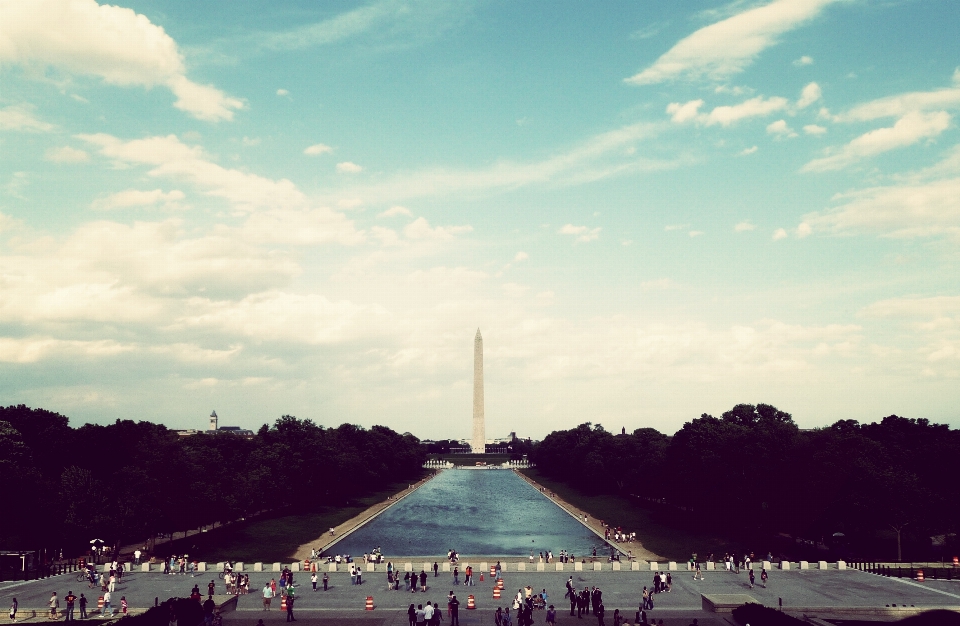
[1, 0, 959, 438]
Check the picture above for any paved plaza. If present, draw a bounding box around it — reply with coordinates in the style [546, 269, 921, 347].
[4, 567, 959, 625]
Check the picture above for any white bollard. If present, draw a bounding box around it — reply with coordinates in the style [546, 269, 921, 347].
[235, 562, 244, 572]
[762, 561, 771, 571]
[556, 562, 564, 571]
[197, 562, 206, 573]
[272, 563, 281, 572]
[328, 562, 337, 572]
[290, 562, 300, 572]
[781, 561, 791, 570]
[818, 561, 829, 570]
[613, 562, 621, 571]
[668, 562, 677, 571]
[631, 562, 640, 571]
[141, 563, 150, 573]
[593, 562, 602, 571]
[574, 562, 582, 571]
[650, 562, 659, 571]
[799, 561, 809, 570]
[706, 562, 715, 571]
[404, 563, 413, 572]
[518, 563, 526, 571]
[367, 563, 374, 572]
[837, 561, 847, 570]
[537, 563, 545, 572]
[254, 563, 263, 572]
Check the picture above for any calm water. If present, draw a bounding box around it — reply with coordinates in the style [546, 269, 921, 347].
[326, 470, 600, 557]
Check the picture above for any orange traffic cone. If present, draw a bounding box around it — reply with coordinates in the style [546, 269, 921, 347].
[497, 579, 504, 590]
[365, 596, 374, 611]
[492, 587, 501, 600]
[467, 595, 476, 610]
[917, 569, 924, 582]
[97, 597, 105, 613]
[280, 596, 287, 612]
[479, 572, 484, 582]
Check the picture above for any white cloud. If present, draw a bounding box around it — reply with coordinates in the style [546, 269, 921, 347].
[803, 124, 827, 135]
[793, 55, 814, 66]
[802, 177, 960, 238]
[772, 228, 788, 240]
[835, 86, 960, 122]
[802, 111, 951, 172]
[45, 146, 90, 163]
[797, 82, 822, 108]
[514, 251, 529, 262]
[766, 119, 798, 138]
[666, 99, 703, 123]
[704, 96, 789, 126]
[336, 161, 363, 173]
[304, 143, 333, 156]
[276, 89, 290, 96]
[242, 137, 261, 147]
[625, 0, 839, 84]
[403, 217, 472, 240]
[738, 146, 758, 156]
[734, 220, 757, 232]
[92, 188, 185, 211]
[796, 222, 812, 238]
[559, 224, 601, 242]
[0, 0, 243, 121]
[379, 205, 412, 217]
[336, 122, 671, 204]
[688, 230, 704, 237]
[0, 104, 54, 132]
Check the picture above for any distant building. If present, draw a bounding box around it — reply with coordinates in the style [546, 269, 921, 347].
[209, 410, 218, 432]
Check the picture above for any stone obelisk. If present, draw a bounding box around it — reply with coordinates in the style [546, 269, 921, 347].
[472, 328, 485, 454]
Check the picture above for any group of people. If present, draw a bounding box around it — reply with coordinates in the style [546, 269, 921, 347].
[10, 589, 125, 622]
[163, 556, 195, 576]
[406, 593, 461, 626]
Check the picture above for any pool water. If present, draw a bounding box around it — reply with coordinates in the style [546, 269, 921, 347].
[326, 470, 601, 557]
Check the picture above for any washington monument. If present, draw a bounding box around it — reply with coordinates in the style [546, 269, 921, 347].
[472, 328, 485, 454]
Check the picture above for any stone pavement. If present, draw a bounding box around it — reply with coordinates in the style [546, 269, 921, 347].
[3, 568, 959, 625]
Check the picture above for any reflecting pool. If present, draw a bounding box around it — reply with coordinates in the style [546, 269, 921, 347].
[326, 469, 600, 557]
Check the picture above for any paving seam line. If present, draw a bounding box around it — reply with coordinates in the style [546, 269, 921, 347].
[851, 568, 960, 599]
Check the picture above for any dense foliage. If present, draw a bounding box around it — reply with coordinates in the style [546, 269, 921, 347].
[0, 405, 424, 554]
[533, 405, 960, 560]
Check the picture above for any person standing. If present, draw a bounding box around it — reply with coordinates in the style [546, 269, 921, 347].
[48, 592, 59, 620]
[350, 565, 357, 586]
[261, 583, 273, 610]
[569, 585, 577, 616]
[433, 562, 439, 577]
[9, 598, 17, 623]
[419, 570, 427, 592]
[761, 568, 768, 588]
[449, 595, 460, 626]
[120, 598, 127, 616]
[133, 550, 141, 565]
[416, 604, 426, 626]
[596, 602, 605, 626]
[65, 591, 77, 622]
[285, 592, 295, 622]
[102, 591, 112, 617]
[693, 563, 703, 580]
[423, 602, 434, 625]
[322, 573, 328, 591]
[546, 604, 556, 626]
[208, 580, 216, 597]
[78, 595, 87, 620]
[310, 573, 317, 591]
[356, 568, 362, 586]
[453, 567, 459, 586]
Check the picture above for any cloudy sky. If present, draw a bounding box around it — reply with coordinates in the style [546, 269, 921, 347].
[2, 0, 959, 437]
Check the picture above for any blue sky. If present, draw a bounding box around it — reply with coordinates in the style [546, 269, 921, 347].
[2, 0, 959, 437]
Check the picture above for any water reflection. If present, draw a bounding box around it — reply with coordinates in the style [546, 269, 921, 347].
[327, 470, 599, 557]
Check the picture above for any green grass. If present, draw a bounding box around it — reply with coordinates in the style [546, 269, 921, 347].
[161, 473, 429, 562]
[520, 468, 740, 561]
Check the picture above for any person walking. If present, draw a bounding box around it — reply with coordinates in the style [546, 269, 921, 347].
[761, 568, 768, 588]
[693, 562, 703, 580]
[407, 604, 416, 626]
[749, 569, 755, 589]
[9, 598, 17, 623]
[102, 591, 112, 618]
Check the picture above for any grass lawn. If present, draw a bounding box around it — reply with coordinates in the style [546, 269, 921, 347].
[520, 468, 741, 561]
[161, 473, 428, 562]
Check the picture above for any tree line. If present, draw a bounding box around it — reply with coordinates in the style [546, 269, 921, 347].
[0, 405, 425, 556]
[532, 404, 960, 561]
